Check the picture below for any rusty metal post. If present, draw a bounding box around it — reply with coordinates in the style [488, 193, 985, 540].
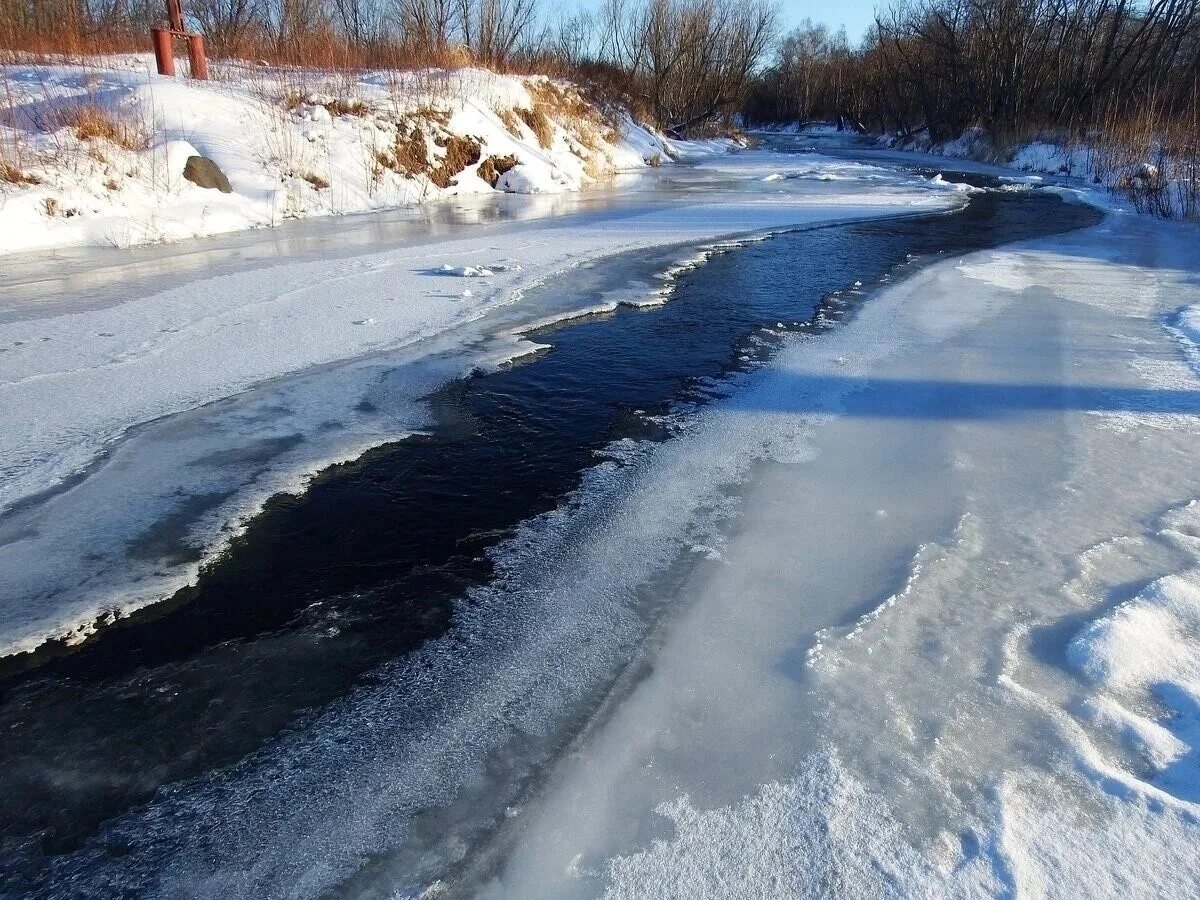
[152, 28, 175, 77]
[153, 0, 208, 81]
[187, 35, 208, 80]
[166, 0, 185, 32]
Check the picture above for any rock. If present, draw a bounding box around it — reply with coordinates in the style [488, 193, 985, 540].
[183, 155, 232, 193]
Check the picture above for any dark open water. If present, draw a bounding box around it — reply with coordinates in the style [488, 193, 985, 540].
[0, 169, 1100, 893]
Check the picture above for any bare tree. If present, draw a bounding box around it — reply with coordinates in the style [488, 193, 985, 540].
[602, 0, 778, 133]
[457, 0, 540, 65]
[191, 0, 265, 53]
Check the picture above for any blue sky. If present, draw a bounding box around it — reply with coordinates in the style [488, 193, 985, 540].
[772, 0, 880, 41]
[559, 0, 882, 45]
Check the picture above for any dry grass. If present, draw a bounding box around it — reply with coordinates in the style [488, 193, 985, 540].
[429, 134, 481, 188]
[41, 195, 77, 216]
[323, 98, 369, 117]
[378, 121, 430, 177]
[529, 80, 596, 123]
[1, 158, 40, 184]
[517, 106, 554, 148]
[58, 105, 146, 151]
[497, 108, 524, 138]
[413, 105, 451, 127]
[301, 171, 330, 189]
[282, 90, 370, 117]
[375, 108, 481, 188]
[526, 79, 618, 156]
[0, 22, 483, 72]
[477, 153, 519, 186]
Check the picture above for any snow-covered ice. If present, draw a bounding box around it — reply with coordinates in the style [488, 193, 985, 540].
[469, 208, 1200, 900]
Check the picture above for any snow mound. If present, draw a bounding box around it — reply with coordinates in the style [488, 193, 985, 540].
[928, 172, 980, 193]
[1068, 573, 1200, 696]
[496, 162, 568, 193]
[434, 262, 519, 277]
[1067, 502, 1200, 802]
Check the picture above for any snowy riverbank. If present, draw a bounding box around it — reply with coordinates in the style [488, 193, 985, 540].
[440, 193, 1200, 899]
[0, 56, 688, 254]
[880, 125, 1199, 219]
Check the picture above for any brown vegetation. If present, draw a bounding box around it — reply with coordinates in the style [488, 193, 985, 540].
[283, 91, 370, 116]
[516, 106, 553, 148]
[378, 125, 429, 178]
[429, 134, 481, 187]
[41, 195, 77, 216]
[374, 111, 481, 188]
[58, 105, 146, 151]
[1, 158, 40, 184]
[476, 152, 518, 186]
[496, 108, 524, 138]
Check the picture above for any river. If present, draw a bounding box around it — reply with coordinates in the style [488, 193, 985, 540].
[1, 137, 1136, 896]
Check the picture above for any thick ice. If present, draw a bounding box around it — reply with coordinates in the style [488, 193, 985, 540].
[469, 210, 1200, 897]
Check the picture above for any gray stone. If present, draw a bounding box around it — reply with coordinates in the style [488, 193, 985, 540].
[183, 155, 232, 193]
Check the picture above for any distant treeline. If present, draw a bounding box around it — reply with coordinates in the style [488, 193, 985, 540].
[0, 0, 777, 136]
[745, 0, 1200, 143]
[4, 0, 1197, 146]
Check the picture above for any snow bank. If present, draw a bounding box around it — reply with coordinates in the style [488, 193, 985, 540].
[1067, 502, 1200, 799]
[881, 125, 1197, 218]
[0, 56, 678, 253]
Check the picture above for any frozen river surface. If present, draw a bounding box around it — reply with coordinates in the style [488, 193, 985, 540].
[3, 138, 1200, 897]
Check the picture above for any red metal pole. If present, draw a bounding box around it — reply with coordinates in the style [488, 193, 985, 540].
[166, 0, 184, 33]
[187, 34, 208, 80]
[152, 28, 175, 77]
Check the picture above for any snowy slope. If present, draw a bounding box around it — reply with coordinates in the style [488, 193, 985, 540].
[0, 56, 676, 253]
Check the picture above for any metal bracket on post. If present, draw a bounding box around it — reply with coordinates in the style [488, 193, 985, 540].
[151, 0, 208, 80]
